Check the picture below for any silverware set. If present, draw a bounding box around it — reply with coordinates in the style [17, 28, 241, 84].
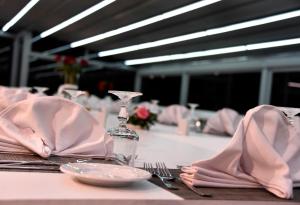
[0, 158, 212, 197]
[144, 162, 178, 190]
[144, 161, 212, 197]
[0, 160, 61, 171]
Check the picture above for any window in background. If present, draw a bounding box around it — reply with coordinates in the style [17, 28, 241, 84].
[271, 72, 300, 107]
[141, 75, 181, 105]
[0, 39, 13, 86]
[79, 69, 135, 98]
[29, 72, 62, 95]
[29, 68, 135, 97]
[188, 73, 260, 114]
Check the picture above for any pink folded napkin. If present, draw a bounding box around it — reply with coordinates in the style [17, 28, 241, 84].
[0, 86, 35, 112]
[180, 105, 300, 199]
[203, 108, 243, 136]
[157, 105, 188, 125]
[0, 96, 113, 158]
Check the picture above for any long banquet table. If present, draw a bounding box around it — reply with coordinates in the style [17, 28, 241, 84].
[0, 114, 299, 205]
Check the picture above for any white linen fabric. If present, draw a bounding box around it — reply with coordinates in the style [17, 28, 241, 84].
[181, 105, 300, 199]
[157, 105, 188, 125]
[0, 86, 35, 112]
[0, 96, 113, 158]
[203, 108, 243, 136]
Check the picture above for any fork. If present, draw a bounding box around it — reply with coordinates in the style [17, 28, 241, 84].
[144, 162, 178, 190]
[155, 162, 176, 181]
[158, 162, 212, 197]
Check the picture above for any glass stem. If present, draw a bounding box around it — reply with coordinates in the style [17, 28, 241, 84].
[118, 106, 128, 129]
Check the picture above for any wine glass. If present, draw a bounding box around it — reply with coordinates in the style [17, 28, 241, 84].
[278, 107, 300, 126]
[150, 99, 159, 114]
[62, 89, 87, 102]
[107, 90, 142, 167]
[188, 103, 199, 132]
[33, 86, 49, 95]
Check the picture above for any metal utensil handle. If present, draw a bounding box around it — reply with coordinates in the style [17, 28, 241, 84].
[156, 174, 179, 190]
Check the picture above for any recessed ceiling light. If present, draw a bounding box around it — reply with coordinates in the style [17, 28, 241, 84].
[288, 82, 300, 88]
[2, 0, 40, 32]
[98, 9, 300, 57]
[39, 0, 115, 39]
[70, 0, 221, 48]
[125, 37, 300, 65]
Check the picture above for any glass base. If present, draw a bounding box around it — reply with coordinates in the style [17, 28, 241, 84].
[107, 127, 139, 141]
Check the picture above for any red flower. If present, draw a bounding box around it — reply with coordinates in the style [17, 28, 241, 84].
[97, 81, 107, 92]
[79, 59, 89, 67]
[79, 58, 89, 67]
[55, 55, 62, 62]
[63, 56, 76, 65]
[136, 106, 150, 120]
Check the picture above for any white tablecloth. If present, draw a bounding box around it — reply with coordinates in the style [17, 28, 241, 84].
[135, 124, 230, 168]
[0, 114, 231, 203]
[0, 172, 181, 200]
[106, 114, 231, 169]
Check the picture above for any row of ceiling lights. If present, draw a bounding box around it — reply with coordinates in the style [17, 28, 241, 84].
[1, 0, 300, 65]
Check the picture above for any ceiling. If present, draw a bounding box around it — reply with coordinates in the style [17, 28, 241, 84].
[1, 0, 300, 65]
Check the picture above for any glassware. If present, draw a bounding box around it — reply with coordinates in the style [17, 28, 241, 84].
[278, 107, 300, 126]
[150, 99, 159, 114]
[62, 89, 87, 102]
[107, 90, 142, 167]
[33, 86, 49, 95]
[188, 103, 199, 132]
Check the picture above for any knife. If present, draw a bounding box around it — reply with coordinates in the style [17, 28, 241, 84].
[0, 164, 60, 171]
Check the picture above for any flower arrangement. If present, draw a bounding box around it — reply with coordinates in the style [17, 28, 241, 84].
[128, 106, 157, 130]
[55, 55, 89, 84]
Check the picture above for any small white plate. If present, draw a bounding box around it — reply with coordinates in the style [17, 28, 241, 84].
[60, 163, 151, 186]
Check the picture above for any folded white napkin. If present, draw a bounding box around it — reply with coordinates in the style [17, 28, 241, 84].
[0, 86, 35, 112]
[0, 96, 113, 158]
[203, 108, 242, 136]
[180, 105, 300, 199]
[158, 105, 188, 125]
[57, 84, 78, 96]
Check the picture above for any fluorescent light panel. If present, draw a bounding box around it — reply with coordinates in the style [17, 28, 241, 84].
[125, 37, 300, 65]
[2, 0, 40, 32]
[98, 9, 300, 57]
[288, 82, 300, 88]
[39, 0, 115, 38]
[70, 0, 221, 48]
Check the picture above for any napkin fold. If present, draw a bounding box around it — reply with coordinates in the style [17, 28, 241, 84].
[157, 105, 188, 125]
[203, 108, 243, 136]
[180, 105, 300, 199]
[0, 96, 113, 158]
[0, 86, 34, 112]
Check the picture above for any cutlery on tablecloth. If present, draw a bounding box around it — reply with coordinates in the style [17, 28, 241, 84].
[159, 162, 212, 197]
[144, 162, 179, 190]
[0, 160, 61, 166]
[0, 164, 60, 171]
[186, 184, 213, 197]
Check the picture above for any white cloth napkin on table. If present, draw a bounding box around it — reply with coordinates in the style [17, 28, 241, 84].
[0, 86, 36, 112]
[203, 108, 243, 136]
[157, 105, 188, 125]
[0, 96, 113, 158]
[180, 105, 300, 199]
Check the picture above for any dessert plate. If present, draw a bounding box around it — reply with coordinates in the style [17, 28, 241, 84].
[60, 163, 151, 186]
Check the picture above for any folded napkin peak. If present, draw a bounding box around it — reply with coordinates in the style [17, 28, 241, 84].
[0, 96, 112, 158]
[203, 108, 242, 136]
[0, 86, 36, 112]
[158, 105, 188, 125]
[181, 105, 300, 199]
